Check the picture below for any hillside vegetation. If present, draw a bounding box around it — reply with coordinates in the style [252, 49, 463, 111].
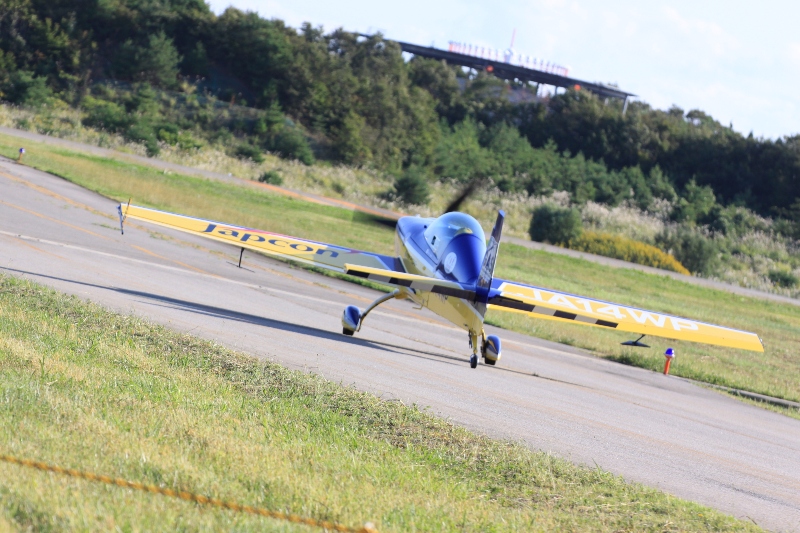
[1, 0, 800, 290]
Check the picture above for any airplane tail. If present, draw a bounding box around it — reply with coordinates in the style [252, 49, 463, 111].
[473, 210, 503, 316]
[477, 210, 504, 293]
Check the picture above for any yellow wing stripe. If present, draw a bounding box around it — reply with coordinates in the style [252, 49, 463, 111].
[494, 281, 764, 352]
[121, 204, 395, 273]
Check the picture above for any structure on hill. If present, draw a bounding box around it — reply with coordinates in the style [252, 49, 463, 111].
[390, 39, 634, 109]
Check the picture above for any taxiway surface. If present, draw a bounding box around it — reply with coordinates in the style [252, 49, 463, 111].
[1, 159, 798, 531]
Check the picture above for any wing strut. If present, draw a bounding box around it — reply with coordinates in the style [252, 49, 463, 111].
[117, 198, 131, 235]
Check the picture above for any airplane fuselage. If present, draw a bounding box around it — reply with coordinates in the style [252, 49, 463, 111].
[394, 214, 487, 335]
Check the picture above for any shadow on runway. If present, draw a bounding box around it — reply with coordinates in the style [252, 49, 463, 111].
[3, 267, 460, 362]
[3, 266, 413, 354]
[3, 267, 591, 382]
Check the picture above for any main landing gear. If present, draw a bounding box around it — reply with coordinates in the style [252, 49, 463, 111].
[341, 289, 401, 336]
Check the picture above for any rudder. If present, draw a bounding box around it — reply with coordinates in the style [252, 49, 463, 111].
[474, 211, 504, 316]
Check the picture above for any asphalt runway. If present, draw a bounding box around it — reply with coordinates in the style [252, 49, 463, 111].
[1, 159, 799, 532]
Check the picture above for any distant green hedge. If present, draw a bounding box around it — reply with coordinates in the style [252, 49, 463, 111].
[569, 231, 691, 275]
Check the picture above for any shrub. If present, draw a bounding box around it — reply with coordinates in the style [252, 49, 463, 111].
[570, 231, 690, 275]
[3, 71, 54, 107]
[235, 143, 265, 163]
[270, 126, 315, 165]
[177, 132, 203, 151]
[392, 166, 430, 206]
[156, 123, 180, 145]
[258, 170, 283, 186]
[655, 226, 720, 276]
[125, 121, 160, 156]
[81, 97, 131, 132]
[768, 269, 798, 288]
[671, 180, 717, 225]
[529, 203, 583, 245]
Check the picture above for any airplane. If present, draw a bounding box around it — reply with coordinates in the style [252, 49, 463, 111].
[117, 203, 764, 368]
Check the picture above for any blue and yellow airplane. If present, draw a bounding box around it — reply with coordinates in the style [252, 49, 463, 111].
[118, 204, 763, 368]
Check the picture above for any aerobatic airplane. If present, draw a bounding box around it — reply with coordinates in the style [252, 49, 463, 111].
[117, 204, 763, 368]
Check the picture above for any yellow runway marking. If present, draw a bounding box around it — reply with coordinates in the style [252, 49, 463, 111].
[0, 170, 115, 220]
[0, 193, 211, 275]
[0, 199, 113, 241]
[130, 244, 210, 275]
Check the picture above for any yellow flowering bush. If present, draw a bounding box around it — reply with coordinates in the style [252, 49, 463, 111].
[569, 231, 691, 275]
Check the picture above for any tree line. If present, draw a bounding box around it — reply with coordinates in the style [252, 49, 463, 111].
[1, 0, 799, 230]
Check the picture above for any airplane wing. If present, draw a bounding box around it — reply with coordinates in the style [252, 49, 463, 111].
[344, 264, 476, 299]
[119, 204, 404, 273]
[488, 278, 764, 352]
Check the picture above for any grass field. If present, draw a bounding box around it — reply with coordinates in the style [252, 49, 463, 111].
[1, 132, 799, 404]
[0, 275, 763, 532]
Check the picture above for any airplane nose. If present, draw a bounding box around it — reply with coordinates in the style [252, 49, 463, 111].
[438, 234, 486, 284]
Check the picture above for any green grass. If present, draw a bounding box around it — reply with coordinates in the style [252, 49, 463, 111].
[1, 132, 799, 403]
[0, 275, 762, 532]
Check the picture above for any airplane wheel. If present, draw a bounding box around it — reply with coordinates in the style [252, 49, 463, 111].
[484, 357, 497, 366]
[469, 354, 478, 368]
[342, 328, 354, 336]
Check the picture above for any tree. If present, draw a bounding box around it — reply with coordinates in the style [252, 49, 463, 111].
[392, 165, 430, 206]
[136, 32, 182, 88]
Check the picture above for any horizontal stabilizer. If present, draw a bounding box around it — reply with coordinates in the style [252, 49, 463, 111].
[344, 264, 476, 300]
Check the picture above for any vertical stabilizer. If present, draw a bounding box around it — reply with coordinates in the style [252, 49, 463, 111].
[475, 211, 504, 315]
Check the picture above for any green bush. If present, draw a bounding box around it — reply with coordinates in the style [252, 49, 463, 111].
[392, 166, 430, 206]
[258, 170, 283, 185]
[529, 204, 583, 245]
[81, 97, 132, 132]
[655, 226, 719, 276]
[235, 143, 265, 163]
[269, 126, 315, 165]
[125, 121, 160, 156]
[157, 124, 180, 145]
[176, 132, 203, 151]
[569, 231, 690, 275]
[671, 180, 718, 225]
[4, 71, 54, 107]
[768, 269, 798, 288]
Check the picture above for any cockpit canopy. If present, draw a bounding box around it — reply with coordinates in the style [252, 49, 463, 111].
[423, 212, 486, 258]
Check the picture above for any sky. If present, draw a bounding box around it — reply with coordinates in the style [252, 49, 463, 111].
[205, 0, 799, 139]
